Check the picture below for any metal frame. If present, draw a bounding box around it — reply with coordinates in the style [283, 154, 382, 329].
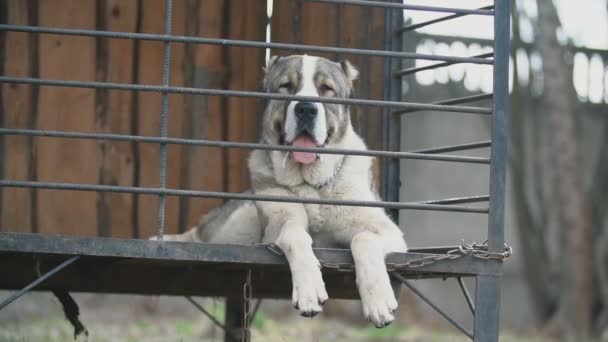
[0, 0, 510, 341]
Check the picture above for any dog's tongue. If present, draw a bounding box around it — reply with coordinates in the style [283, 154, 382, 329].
[291, 135, 317, 164]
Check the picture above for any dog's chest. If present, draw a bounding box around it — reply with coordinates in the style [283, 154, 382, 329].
[291, 184, 354, 234]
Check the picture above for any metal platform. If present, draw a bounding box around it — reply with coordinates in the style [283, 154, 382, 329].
[0, 232, 500, 299]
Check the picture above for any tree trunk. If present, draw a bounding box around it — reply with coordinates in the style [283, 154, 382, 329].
[509, 2, 557, 320]
[537, 0, 593, 337]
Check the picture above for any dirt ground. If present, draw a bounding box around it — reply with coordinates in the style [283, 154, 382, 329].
[0, 292, 556, 342]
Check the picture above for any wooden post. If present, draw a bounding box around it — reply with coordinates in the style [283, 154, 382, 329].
[1, 0, 36, 233]
[178, 0, 228, 233]
[36, 0, 98, 236]
[224, 0, 267, 194]
[95, 0, 138, 238]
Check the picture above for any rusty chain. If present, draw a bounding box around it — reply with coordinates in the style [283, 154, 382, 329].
[242, 269, 252, 342]
[266, 240, 512, 273]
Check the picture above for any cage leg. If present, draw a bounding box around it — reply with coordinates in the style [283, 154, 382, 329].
[0, 255, 80, 310]
[473, 275, 501, 341]
[224, 297, 245, 342]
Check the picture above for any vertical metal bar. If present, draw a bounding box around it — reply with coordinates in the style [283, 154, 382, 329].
[474, 0, 510, 340]
[157, 0, 173, 240]
[224, 297, 244, 342]
[382, 0, 402, 223]
[487, 0, 509, 254]
[380, 4, 392, 206]
[473, 275, 501, 341]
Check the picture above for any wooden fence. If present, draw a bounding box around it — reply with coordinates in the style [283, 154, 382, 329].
[0, 0, 387, 238]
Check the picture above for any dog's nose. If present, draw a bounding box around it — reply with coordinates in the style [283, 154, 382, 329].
[294, 102, 318, 121]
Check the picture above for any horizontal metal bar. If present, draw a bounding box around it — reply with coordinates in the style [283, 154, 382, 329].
[0, 180, 489, 213]
[0, 76, 493, 115]
[0, 128, 491, 164]
[395, 5, 495, 34]
[394, 53, 494, 78]
[0, 233, 503, 277]
[0, 256, 80, 310]
[306, 0, 494, 15]
[412, 141, 491, 154]
[416, 195, 489, 205]
[393, 274, 473, 339]
[394, 94, 494, 115]
[0, 25, 494, 65]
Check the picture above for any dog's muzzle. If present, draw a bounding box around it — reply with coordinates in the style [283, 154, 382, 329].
[294, 102, 318, 136]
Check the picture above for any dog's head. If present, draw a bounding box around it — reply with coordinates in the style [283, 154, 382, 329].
[261, 55, 359, 165]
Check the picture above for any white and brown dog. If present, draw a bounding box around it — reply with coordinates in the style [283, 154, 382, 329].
[158, 55, 408, 327]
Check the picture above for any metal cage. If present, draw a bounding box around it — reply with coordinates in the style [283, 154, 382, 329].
[0, 0, 510, 341]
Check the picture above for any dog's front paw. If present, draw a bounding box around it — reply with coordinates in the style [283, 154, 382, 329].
[358, 274, 398, 328]
[291, 266, 328, 317]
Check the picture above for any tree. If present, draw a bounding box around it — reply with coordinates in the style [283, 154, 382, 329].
[510, 0, 607, 338]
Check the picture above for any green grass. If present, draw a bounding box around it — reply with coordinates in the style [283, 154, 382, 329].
[0, 312, 554, 342]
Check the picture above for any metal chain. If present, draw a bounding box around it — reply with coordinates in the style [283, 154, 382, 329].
[267, 241, 512, 273]
[386, 241, 512, 272]
[242, 269, 252, 342]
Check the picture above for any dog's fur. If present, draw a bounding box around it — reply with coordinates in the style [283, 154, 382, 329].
[156, 55, 408, 327]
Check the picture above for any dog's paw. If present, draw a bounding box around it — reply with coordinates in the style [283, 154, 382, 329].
[291, 266, 328, 318]
[358, 275, 398, 328]
[148, 234, 183, 242]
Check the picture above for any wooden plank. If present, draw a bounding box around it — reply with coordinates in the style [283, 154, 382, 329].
[135, 0, 185, 238]
[178, 0, 228, 233]
[301, 1, 338, 60]
[224, 0, 267, 193]
[1, 0, 35, 233]
[36, 0, 98, 237]
[96, 0, 138, 238]
[271, 0, 302, 51]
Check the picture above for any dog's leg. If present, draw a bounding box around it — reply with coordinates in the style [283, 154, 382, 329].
[257, 188, 328, 317]
[349, 214, 407, 327]
[149, 228, 200, 242]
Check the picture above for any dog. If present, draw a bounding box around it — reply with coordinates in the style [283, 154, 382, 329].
[157, 55, 408, 327]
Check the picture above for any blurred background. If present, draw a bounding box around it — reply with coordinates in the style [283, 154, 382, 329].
[0, 0, 606, 341]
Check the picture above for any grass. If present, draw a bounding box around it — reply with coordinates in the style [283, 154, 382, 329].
[0, 314, 559, 342]
[0, 293, 557, 342]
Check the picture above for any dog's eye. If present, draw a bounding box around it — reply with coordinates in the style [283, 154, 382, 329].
[278, 82, 291, 90]
[319, 84, 335, 95]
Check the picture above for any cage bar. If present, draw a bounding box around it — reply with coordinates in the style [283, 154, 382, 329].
[0, 128, 490, 163]
[306, 0, 494, 15]
[0, 24, 494, 64]
[413, 141, 491, 154]
[0, 180, 489, 214]
[156, 0, 172, 241]
[395, 5, 495, 34]
[0, 76, 493, 114]
[394, 52, 494, 78]
[394, 93, 493, 115]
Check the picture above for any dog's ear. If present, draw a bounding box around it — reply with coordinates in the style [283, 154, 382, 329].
[340, 60, 359, 84]
[340, 60, 359, 97]
[264, 55, 282, 73]
[262, 56, 282, 91]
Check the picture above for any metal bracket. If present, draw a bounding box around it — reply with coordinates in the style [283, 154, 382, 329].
[0, 255, 80, 310]
[392, 273, 473, 340]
